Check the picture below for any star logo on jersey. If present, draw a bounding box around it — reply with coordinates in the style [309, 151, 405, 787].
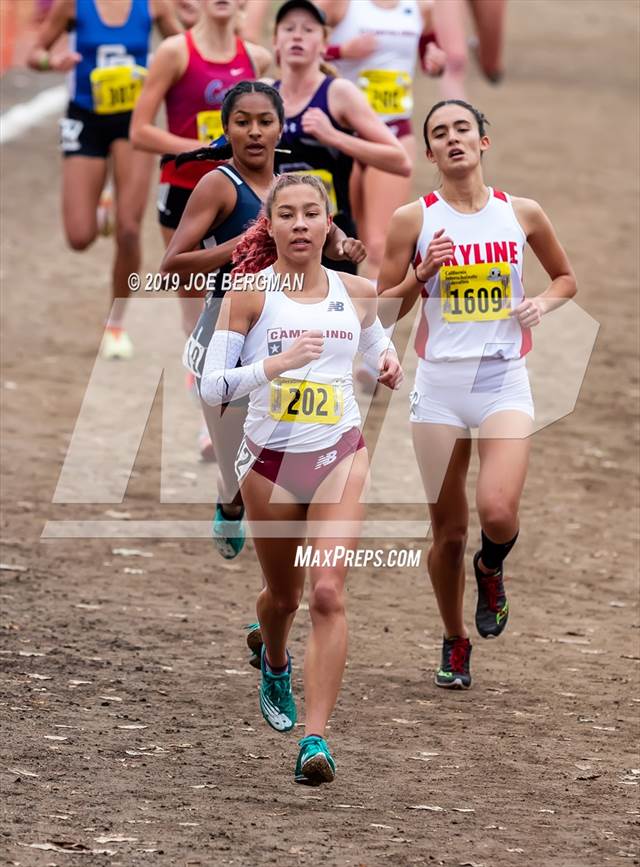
[268, 339, 282, 356]
[314, 450, 338, 470]
[327, 301, 344, 312]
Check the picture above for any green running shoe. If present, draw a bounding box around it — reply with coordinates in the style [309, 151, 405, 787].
[212, 503, 245, 560]
[294, 735, 336, 785]
[259, 646, 296, 732]
[245, 622, 263, 670]
[473, 551, 509, 638]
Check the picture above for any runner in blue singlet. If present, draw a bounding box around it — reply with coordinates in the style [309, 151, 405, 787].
[28, 0, 180, 359]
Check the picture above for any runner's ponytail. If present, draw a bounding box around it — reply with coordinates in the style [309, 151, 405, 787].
[231, 215, 277, 275]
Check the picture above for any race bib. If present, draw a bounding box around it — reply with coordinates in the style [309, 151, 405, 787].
[290, 168, 337, 216]
[357, 69, 412, 116]
[90, 65, 147, 114]
[235, 439, 258, 484]
[269, 378, 343, 425]
[440, 263, 512, 323]
[196, 110, 223, 143]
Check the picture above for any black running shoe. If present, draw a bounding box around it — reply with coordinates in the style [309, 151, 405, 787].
[473, 551, 509, 638]
[435, 636, 472, 689]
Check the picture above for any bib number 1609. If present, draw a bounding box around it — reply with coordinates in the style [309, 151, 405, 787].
[441, 262, 512, 322]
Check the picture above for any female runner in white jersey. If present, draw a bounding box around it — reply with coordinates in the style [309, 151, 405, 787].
[378, 100, 577, 688]
[200, 173, 402, 784]
[315, 0, 446, 278]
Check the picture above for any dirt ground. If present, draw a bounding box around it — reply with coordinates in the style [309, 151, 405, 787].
[1, 1, 639, 865]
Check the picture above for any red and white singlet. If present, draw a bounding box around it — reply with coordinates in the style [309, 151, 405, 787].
[413, 187, 532, 365]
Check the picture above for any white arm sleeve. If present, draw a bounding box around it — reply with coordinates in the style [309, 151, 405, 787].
[358, 317, 397, 368]
[200, 330, 268, 406]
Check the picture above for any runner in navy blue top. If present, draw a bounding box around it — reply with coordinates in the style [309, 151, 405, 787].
[160, 81, 365, 562]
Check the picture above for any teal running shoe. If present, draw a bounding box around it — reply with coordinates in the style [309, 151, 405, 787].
[259, 646, 296, 732]
[245, 622, 263, 670]
[212, 503, 245, 560]
[294, 735, 336, 785]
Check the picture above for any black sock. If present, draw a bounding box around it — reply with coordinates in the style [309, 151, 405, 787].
[218, 502, 244, 521]
[480, 529, 519, 572]
[265, 656, 288, 675]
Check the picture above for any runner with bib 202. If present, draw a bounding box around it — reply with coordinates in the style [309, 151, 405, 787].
[200, 172, 403, 785]
[377, 99, 577, 690]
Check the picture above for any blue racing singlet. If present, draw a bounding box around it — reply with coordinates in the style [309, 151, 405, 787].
[68, 0, 152, 112]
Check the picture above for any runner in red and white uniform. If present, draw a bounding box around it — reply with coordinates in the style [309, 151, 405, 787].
[377, 99, 577, 690]
[316, 0, 446, 278]
[131, 0, 271, 338]
[200, 172, 402, 785]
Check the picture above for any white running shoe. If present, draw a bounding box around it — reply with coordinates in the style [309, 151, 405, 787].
[101, 327, 133, 360]
[97, 185, 114, 237]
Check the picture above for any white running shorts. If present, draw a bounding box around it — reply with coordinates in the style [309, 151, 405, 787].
[410, 357, 534, 429]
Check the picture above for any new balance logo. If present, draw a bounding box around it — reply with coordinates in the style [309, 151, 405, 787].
[314, 449, 337, 470]
[327, 301, 344, 312]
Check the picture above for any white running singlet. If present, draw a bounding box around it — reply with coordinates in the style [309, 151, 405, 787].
[330, 0, 421, 123]
[241, 267, 362, 452]
[413, 187, 531, 366]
